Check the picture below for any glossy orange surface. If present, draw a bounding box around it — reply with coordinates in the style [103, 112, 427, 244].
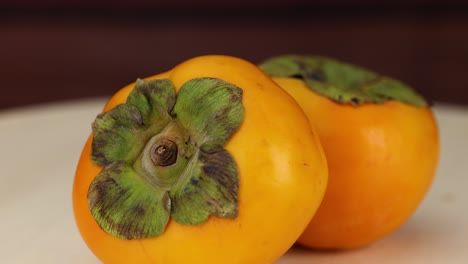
[273, 77, 439, 249]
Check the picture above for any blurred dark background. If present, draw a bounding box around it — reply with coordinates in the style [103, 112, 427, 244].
[1, 0, 468, 109]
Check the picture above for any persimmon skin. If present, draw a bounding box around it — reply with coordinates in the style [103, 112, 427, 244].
[72, 56, 328, 263]
[273, 77, 439, 249]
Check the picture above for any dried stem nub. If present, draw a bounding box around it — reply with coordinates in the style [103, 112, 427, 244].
[151, 139, 178, 166]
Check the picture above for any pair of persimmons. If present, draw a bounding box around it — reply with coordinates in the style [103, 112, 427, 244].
[72, 55, 438, 264]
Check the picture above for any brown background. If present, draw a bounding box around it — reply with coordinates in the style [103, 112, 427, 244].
[1, 0, 468, 109]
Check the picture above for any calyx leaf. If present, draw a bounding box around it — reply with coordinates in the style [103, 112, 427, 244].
[88, 161, 171, 239]
[173, 78, 244, 151]
[91, 79, 175, 166]
[259, 55, 428, 107]
[170, 147, 239, 225]
[89, 78, 244, 239]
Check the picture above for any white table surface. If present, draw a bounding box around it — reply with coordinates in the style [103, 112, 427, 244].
[1, 98, 467, 264]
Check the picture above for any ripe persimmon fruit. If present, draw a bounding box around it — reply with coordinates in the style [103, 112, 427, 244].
[72, 55, 328, 263]
[260, 55, 439, 249]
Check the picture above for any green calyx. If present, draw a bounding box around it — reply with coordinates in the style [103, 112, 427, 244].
[259, 55, 428, 107]
[89, 77, 244, 240]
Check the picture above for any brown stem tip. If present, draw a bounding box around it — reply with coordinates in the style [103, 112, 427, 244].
[151, 139, 178, 166]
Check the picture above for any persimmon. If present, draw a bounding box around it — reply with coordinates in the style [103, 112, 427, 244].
[72, 55, 328, 263]
[260, 55, 439, 249]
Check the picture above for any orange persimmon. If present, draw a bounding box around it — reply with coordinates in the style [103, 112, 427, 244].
[72, 55, 328, 263]
[260, 55, 439, 249]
